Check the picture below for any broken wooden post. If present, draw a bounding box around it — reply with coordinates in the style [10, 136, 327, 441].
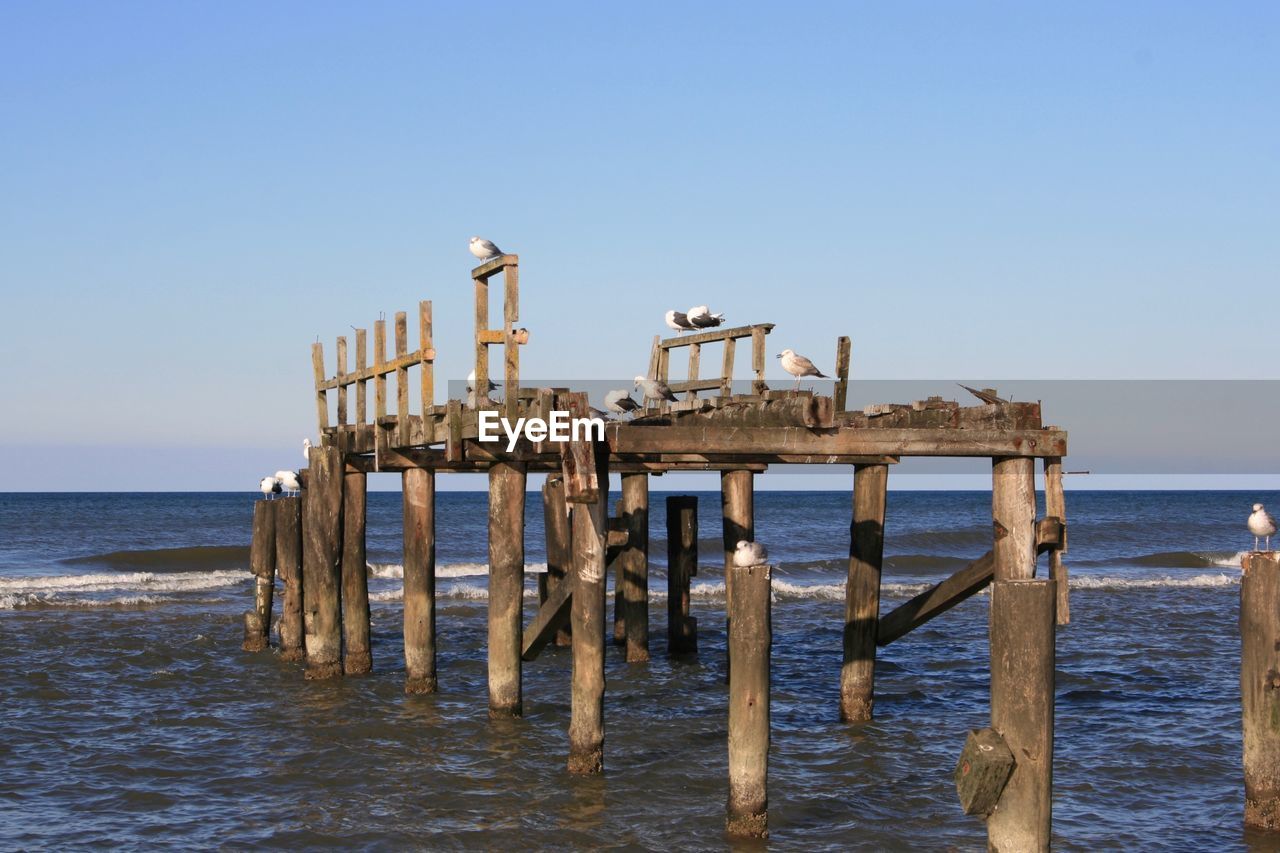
[488, 459, 527, 717]
[543, 474, 572, 646]
[619, 472, 650, 663]
[242, 500, 276, 652]
[274, 496, 304, 662]
[666, 495, 698, 655]
[988, 454, 1053, 850]
[841, 462, 888, 722]
[1242, 552, 1280, 830]
[834, 335, 851, 412]
[403, 467, 437, 694]
[955, 727, 1016, 817]
[1043, 456, 1070, 625]
[302, 446, 344, 680]
[568, 440, 609, 774]
[726, 560, 771, 838]
[341, 471, 371, 675]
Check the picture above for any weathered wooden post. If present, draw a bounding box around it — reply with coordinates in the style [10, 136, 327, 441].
[566, 438, 609, 774]
[341, 471, 371, 675]
[488, 459, 527, 717]
[1242, 551, 1280, 830]
[542, 474, 572, 647]
[302, 446, 344, 680]
[403, 467, 437, 693]
[720, 470, 755, 574]
[726, 559, 771, 838]
[274, 496, 304, 662]
[242, 500, 276, 652]
[987, 456, 1054, 850]
[841, 462, 888, 722]
[666, 495, 698, 655]
[1043, 456, 1070, 625]
[619, 472, 650, 662]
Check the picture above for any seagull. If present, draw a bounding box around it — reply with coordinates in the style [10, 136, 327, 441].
[958, 384, 1008, 405]
[686, 305, 725, 329]
[733, 540, 769, 567]
[275, 470, 301, 495]
[634, 375, 678, 404]
[665, 310, 697, 334]
[776, 349, 829, 388]
[469, 236, 504, 262]
[259, 476, 282, 500]
[588, 406, 610, 420]
[1249, 503, 1277, 551]
[302, 438, 312, 462]
[604, 389, 641, 417]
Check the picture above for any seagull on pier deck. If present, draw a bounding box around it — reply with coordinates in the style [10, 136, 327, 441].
[604, 389, 641, 417]
[686, 305, 725, 329]
[634, 375, 678, 404]
[275, 470, 301, 495]
[469, 236, 504, 262]
[958, 384, 1008, 405]
[302, 438, 312, 462]
[776, 349, 828, 388]
[1249, 503, 1277, 551]
[665, 310, 696, 334]
[733, 540, 769, 567]
[260, 476, 282, 500]
[466, 368, 499, 394]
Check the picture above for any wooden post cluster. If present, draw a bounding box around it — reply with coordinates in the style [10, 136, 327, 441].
[1242, 552, 1280, 830]
[242, 500, 276, 652]
[274, 496, 304, 662]
[666, 495, 698, 655]
[726, 560, 771, 838]
[403, 468, 437, 694]
[841, 462, 888, 722]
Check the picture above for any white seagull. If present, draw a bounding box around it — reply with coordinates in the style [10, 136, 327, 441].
[634, 375, 678, 404]
[686, 305, 726, 329]
[1249, 503, 1277, 551]
[665, 310, 697, 334]
[733, 540, 769, 567]
[275, 470, 301, 495]
[776, 348, 829, 388]
[302, 438, 312, 462]
[259, 476, 282, 500]
[469, 236, 504, 262]
[604, 389, 641, 417]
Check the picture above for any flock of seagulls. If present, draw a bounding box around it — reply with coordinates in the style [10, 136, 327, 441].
[259, 468, 301, 500]
[665, 306, 726, 334]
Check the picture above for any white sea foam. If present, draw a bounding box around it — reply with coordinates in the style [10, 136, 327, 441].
[1070, 573, 1239, 590]
[1206, 551, 1248, 569]
[0, 570, 250, 596]
[367, 562, 547, 580]
[0, 593, 172, 610]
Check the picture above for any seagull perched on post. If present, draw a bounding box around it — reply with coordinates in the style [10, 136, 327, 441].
[776, 349, 829, 388]
[665, 310, 697, 334]
[634, 375, 678, 404]
[733, 540, 769, 567]
[604, 389, 641, 418]
[275, 470, 301, 496]
[1249, 503, 1277, 551]
[302, 438, 312, 462]
[686, 305, 725, 329]
[469, 236, 504, 262]
[259, 476, 282, 500]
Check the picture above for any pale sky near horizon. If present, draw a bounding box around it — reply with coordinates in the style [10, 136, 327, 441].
[2, 2, 1277, 491]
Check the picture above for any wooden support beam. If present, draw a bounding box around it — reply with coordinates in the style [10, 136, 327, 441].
[987, 578, 1055, 851]
[474, 272, 489, 401]
[341, 471, 371, 675]
[841, 462, 887, 722]
[403, 467, 437, 693]
[302, 446, 344, 680]
[619, 472, 650, 662]
[721, 337, 736, 398]
[993, 456, 1037, 580]
[503, 259, 520, 422]
[751, 326, 767, 394]
[274, 496, 304, 662]
[1043, 456, 1070, 625]
[685, 343, 701, 401]
[488, 459, 526, 717]
[568, 440, 609, 774]
[560, 394, 603, 503]
[395, 311, 410, 447]
[471, 253, 519, 280]
[834, 336, 851, 412]
[314, 349, 441, 391]
[522, 574, 573, 661]
[660, 323, 775, 350]
[878, 552, 995, 647]
[311, 342, 329, 432]
[419, 300, 434, 412]
[667, 495, 698, 656]
[1242, 552, 1280, 829]
[373, 319, 387, 422]
[336, 336, 348, 426]
[726, 560, 771, 838]
[242, 500, 276, 652]
[355, 328, 367, 425]
[542, 474, 573, 646]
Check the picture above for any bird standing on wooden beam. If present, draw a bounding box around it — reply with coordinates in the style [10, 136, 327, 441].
[634, 375, 678, 405]
[686, 305, 725, 329]
[1249, 503, 1277, 551]
[665, 310, 696, 334]
[604, 389, 641, 418]
[733, 540, 769, 567]
[469, 236, 504, 262]
[957, 384, 1008, 405]
[776, 349, 828, 389]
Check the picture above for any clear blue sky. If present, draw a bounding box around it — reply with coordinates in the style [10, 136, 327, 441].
[2, 2, 1276, 490]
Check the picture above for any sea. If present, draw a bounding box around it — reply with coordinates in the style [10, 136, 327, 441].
[0, 489, 1275, 850]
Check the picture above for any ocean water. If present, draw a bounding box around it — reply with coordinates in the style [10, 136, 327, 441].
[0, 489, 1274, 849]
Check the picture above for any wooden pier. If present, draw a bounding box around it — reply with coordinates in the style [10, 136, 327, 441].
[243, 253, 1071, 844]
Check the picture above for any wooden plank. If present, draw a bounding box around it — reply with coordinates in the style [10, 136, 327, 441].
[471, 253, 519, 280]
[667, 495, 698, 655]
[834, 336, 851, 412]
[660, 323, 775, 350]
[1043, 456, 1069, 625]
[877, 552, 996, 647]
[374, 319, 387, 422]
[685, 343, 701, 401]
[646, 334, 661, 381]
[619, 472, 649, 662]
[355, 328, 367, 425]
[336, 336, 348, 425]
[841, 462, 887, 722]
[560, 393, 602, 503]
[568, 438, 609, 774]
[543, 473, 572, 646]
[395, 311, 409, 447]
[1243, 553, 1280, 829]
[311, 342, 329, 431]
[522, 575, 573, 661]
[315, 350, 439, 390]
[341, 471, 371, 674]
[403, 468, 437, 693]
[726, 560, 771, 839]
[504, 261, 519, 422]
[301, 446, 343, 680]
[751, 326, 767, 394]
[993, 456, 1037, 580]
[445, 399, 463, 462]
[474, 276, 489, 397]
[721, 337, 737, 397]
[419, 301, 434, 412]
[488, 459, 527, 717]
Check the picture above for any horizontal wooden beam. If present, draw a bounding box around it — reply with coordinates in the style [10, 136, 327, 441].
[317, 350, 436, 391]
[522, 577, 572, 661]
[659, 323, 775, 349]
[477, 328, 530, 345]
[471, 254, 519, 280]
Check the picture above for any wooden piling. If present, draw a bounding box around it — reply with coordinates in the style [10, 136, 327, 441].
[1043, 456, 1070, 625]
[542, 474, 572, 646]
[569, 444, 609, 774]
[1242, 552, 1280, 830]
[726, 560, 771, 838]
[274, 496, 304, 662]
[341, 471, 371, 675]
[841, 462, 888, 722]
[992, 456, 1037, 582]
[721, 470, 755, 574]
[987, 578, 1055, 850]
[242, 500, 276, 652]
[488, 459, 527, 717]
[666, 495, 698, 655]
[302, 446, 344, 680]
[403, 468, 437, 694]
[619, 472, 650, 662]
